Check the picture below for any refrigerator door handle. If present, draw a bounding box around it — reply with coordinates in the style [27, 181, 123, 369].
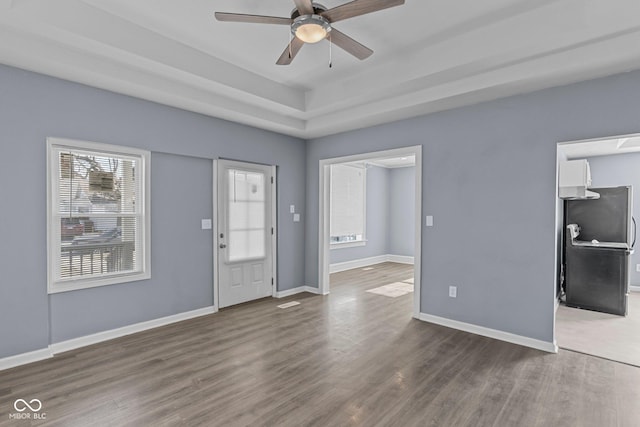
[632, 216, 637, 249]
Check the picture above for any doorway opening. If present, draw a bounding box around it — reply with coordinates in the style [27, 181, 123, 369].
[555, 133, 640, 366]
[318, 146, 422, 317]
[213, 159, 277, 310]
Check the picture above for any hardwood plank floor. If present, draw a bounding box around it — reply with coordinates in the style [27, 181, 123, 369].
[1, 262, 639, 426]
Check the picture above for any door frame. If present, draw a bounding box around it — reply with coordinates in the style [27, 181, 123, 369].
[213, 159, 277, 311]
[318, 145, 423, 318]
[554, 131, 640, 350]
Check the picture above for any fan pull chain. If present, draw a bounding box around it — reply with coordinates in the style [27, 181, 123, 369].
[289, 31, 292, 59]
[329, 35, 332, 68]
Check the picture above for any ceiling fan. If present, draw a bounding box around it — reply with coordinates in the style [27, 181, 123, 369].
[215, 0, 405, 65]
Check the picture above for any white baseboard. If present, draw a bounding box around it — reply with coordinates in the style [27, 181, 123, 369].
[387, 255, 414, 265]
[304, 285, 328, 295]
[1, 306, 218, 371]
[630, 285, 640, 293]
[330, 255, 388, 273]
[418, 312, 558, 353]
[275, 286, 325, 298]
[0, 348, 53, 372]
[330, 254, 414, 273]
[50, 306, 217, 355]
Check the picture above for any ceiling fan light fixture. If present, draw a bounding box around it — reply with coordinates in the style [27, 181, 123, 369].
[292, 14, 331, 44]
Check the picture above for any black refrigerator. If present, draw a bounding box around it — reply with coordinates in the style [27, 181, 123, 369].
[564, 186, 634, 316]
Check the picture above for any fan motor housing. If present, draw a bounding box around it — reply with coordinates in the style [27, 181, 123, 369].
[290, 3, 328, 19]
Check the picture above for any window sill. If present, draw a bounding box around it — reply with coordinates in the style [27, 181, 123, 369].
[330, 240, 367, 250]
[48, 271, 151, 294]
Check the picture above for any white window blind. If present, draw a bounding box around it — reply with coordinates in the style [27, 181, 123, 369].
[47, 138, 150, 293]
[330, 163, 365, 242]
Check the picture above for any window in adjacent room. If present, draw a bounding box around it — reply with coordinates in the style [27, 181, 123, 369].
[330, 163, 366, 248]
[47, 137, 150, 293]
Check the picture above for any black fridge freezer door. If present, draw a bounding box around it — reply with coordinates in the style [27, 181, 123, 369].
[565, 245, 629, 316]
[565, 186, 632, 244]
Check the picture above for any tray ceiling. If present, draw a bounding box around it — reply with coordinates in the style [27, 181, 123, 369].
[1, 0, 640, 138]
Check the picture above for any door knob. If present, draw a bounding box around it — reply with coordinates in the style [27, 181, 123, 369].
[219, 243, 227, 249]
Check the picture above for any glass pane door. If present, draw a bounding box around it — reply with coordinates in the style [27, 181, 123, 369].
[227, 169, 266, 262]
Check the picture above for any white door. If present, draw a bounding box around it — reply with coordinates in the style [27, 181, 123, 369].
[217, 160, 274, 308]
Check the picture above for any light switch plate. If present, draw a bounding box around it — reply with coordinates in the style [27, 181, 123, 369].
[290, 205, 296, 213]
[293, 213, 300, 222]
[201, 219, 212, 230]
[426, 215, 433, 227]
[449, 286, 457, 298]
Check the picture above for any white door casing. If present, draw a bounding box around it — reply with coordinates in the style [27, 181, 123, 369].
[216, 160, 275, 308]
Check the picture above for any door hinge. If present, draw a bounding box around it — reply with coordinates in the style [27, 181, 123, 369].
[271, 176, 274, 184]
[271, 227, 274, 235]
[271, 278, 274, 285]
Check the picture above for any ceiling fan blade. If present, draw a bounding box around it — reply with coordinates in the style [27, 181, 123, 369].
[276, 37, 305, 65]
[321, 0, 404, 23]
[293, 0, 315, 15]
[329, 29, 373, 60]
[215, 12, 292, 25]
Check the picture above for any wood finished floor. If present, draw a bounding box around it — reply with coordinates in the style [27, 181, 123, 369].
[2, 262, 640, 426]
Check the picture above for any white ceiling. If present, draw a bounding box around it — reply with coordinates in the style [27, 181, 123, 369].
[2, 0, 640, 139]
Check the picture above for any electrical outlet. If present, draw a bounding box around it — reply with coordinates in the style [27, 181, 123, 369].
[636, 264, 640, 273]
[449, 286, 457, 298]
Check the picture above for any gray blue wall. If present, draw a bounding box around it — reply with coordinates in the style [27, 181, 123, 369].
[305, 70, 640, 344]
[586, 152, 640, 286]
[50, 153, 214, 342]
[388, 167, 416, 257]
[0, 64, 306, 358]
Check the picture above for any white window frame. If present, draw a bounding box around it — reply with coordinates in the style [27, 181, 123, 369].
[46, 137, 151, 294]
[330, 163, 367, 250]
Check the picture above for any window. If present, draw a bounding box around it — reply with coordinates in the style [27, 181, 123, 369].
[330, 163, 366, 247]
[227, 169, 266, 262]
[47, 138, 150, 293]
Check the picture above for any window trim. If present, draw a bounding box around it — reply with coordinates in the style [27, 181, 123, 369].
[329, 163, 367, 248]
[46, 137, 151, 294]
[330, 240, 367, 250]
